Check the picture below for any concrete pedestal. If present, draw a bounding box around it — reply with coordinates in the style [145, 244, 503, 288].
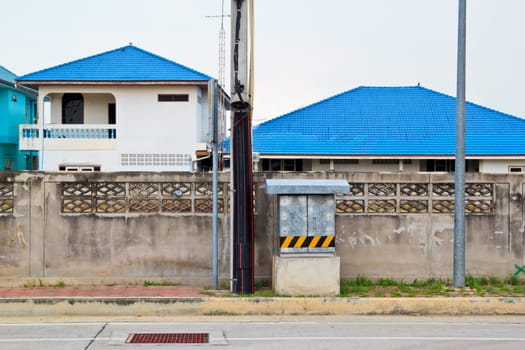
[273, 255, 340, 296]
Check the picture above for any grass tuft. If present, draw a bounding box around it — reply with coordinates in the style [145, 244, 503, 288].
[143, 280, 176, 287]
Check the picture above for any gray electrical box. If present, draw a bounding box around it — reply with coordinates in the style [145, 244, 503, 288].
[266, 179, 349, 255]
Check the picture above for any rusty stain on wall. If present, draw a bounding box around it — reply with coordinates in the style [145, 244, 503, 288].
[0, 224, 27, 249]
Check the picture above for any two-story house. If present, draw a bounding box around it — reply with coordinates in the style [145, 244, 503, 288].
[17, 45, 227, 171]
[0, 66, 37, 170]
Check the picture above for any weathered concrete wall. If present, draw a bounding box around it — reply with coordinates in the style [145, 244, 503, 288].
[0, 171, 523, 285]
[255, 172, 525, 281]
[0, 172, 231, 286]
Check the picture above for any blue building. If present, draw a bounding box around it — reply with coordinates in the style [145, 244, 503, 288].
[0, 66, 38, 170]
[229, 85, 525, 173]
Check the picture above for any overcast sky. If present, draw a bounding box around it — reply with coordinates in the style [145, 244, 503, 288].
[3, 0, 525, 123]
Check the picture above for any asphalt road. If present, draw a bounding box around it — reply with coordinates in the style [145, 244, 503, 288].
[1, 316, 525, 350]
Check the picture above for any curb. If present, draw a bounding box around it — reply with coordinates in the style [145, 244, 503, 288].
[2, 297, 525, 317]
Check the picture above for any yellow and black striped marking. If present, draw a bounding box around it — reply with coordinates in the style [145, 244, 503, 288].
[280, 235, 335, 249]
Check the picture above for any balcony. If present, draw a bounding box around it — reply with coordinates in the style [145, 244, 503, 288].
[19, 124, 117, 151]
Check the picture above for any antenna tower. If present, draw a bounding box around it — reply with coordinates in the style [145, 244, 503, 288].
[206, 0, 230, 88]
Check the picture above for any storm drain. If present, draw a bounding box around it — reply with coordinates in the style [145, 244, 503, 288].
[126, 333, 209, 344]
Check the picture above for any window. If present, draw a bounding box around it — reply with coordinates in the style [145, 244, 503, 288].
[261, 159, 303, 171]
[62, 93, 84, 124]
[373, 159, 399, 165]
[423, 159, 455, 172]
[3, 159, 13, 171]
[334, 159, 359, 164]
[283, 159, 296, 171]
[423, 159, 479, 172]
[158, 94, 189, 102]
[59, 165, 101, 172]
[509, 166, 525, 173]
[108, 103, 116, 124]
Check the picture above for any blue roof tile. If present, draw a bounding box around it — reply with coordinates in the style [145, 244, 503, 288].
[226, 86, 525, 156]
[17, 45, 211, 82]
[0, 66, 17, 83]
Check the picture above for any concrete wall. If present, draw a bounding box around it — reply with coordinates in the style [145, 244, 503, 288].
[254, 172, 525, 281]
[0, 171, 524, 286]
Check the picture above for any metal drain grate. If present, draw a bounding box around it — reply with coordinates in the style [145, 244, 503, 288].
[127, 333, 209, 344]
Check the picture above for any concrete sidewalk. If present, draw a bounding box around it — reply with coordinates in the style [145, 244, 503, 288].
[0, 285, 204, 298]
[1, 285, 525, 317]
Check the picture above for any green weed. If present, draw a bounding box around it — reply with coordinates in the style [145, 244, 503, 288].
[377, 278, 397, 287]
[143, 280, 176, 286]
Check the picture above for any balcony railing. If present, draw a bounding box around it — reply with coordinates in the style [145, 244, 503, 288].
[19, 124, 117, 151]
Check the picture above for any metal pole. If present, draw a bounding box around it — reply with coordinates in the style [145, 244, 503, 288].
[39, 96, 46, 170]
[454, 0, 467, 287]
[209, 80, 219, 290]
[231, 0, 254, 294]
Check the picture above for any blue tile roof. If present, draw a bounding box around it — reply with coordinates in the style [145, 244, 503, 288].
[226, 86, 525, 156]
[0, 66, 17, 83]
[17, 45, 211, 82]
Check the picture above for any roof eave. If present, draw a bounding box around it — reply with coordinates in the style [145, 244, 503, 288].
[15, 80, 210, 86]
[224, 154, 525, 159]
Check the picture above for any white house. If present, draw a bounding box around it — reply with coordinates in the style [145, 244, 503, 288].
[17, 45, 227, 172]
[233, 86, 525, 174]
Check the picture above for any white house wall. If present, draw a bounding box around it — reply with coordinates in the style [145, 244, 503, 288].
[480, 159, 525, 173]
[84, 94, 115, 124]
[43, 150, 117, 170]
[37, 85, 206, 171]
[48, 93, 61, 123]
[311, 159, 421, 172]
[197, 86, 210, 143]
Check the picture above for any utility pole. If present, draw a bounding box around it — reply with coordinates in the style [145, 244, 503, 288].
[454, 0, 467, 287]
[230, 0, 254, 294]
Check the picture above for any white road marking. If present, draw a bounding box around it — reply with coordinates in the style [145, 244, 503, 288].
[227, 336, 525, 342]
[0, 337, 114, 342]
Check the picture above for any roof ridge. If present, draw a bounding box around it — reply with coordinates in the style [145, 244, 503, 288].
[412, 85, 525, 121]
[127, 45, 211, 80]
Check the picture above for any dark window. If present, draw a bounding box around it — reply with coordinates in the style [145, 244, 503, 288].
[59, 165, 101, 172]
[334, 159, 359, 164]
[283, 159, 296, 171]
[423, 159, 455, 172]
[373, 159, 399, 165]
[62, 93, 84, 124]
[33, 102, 38, 124]
[158, 94, 189, 102]
[509, 167, 523, 173]
[261, 159, 303, 171]
[3, 159, 13, 171]
[270, 159, 281, 171]
[108, 103, 116, 124]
